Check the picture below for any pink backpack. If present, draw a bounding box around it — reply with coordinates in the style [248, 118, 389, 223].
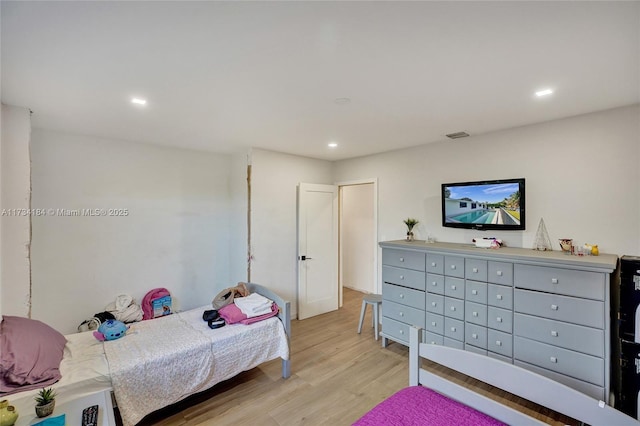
[142, 288, 171, 320]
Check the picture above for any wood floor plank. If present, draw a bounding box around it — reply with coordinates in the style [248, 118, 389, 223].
[137, 287, 577, 426]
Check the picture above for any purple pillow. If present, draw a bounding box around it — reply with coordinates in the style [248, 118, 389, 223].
[0, 316, 67, 395]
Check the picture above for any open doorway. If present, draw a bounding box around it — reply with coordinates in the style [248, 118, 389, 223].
[338, 179, 378, 307]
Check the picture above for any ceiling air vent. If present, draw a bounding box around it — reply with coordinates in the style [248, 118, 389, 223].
[446, 131, 470, 139]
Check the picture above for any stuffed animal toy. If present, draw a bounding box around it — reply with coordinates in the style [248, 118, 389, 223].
[93, 319, 128, 341]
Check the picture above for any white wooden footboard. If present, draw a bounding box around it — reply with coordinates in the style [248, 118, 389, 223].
[409, 326, 638, 425]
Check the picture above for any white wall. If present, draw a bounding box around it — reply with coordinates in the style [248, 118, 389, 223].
[334, 105, 640, 258]
[249, 148, 333, 316]
[1, 104, 32, 317]
[341, 184, 375, 293]
[31, 129, 234, 333]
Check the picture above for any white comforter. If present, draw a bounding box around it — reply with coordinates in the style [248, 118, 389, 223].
[104, 307, 289, 426]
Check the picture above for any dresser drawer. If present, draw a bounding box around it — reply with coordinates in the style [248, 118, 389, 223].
[444, 317, 464, 341]
[514, 336, 604, 386]
[426, 273, 445, 295]
[383, 300, 425, 328]
[488, 329, 513, 358]
[514, 313, 604, 357]
[382, 317, 411, 344]
[426, 254, 444, 275]
[465, 259, 488, 282]
[465, 344, 487, 356]
[444, 276, 465, 299]
[382, 283, 425, 310]
[465, 323, 487, 349]
[444, 255, 465, 278]
[488, 284, 513, 309]
[465, 281, 487, 304]
[425, 331, 444, 346]
[514, 360, 604, 401]
[514, 289, 604, 329]
[426, 293, 444, 315]
[426, 313, 444, 335]
[444, 296, 464, 320]
[383, 249, 425, 271]
[488, 351, 512, 364]
[488, 261, 514, 286]
[465, 301, 488, 326]
[382, 265, 425, 291]
[514, 264, 604, 301]
[487, 306, 513, 333]
[444, 337, 464, 350]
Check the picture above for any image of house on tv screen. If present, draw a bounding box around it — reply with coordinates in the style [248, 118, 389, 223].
[444, 182, 521, 226]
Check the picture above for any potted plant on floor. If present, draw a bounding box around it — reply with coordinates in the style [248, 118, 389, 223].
[403, 218, 419, 241]
[34, 387, 56, 418]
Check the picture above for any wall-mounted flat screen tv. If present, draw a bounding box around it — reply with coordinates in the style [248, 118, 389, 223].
[442, 178, 525, 231]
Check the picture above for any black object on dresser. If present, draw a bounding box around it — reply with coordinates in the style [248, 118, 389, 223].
[616, 255, 640, 419]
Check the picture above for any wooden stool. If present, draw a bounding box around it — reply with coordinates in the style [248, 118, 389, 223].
[357, 294, 383, 340]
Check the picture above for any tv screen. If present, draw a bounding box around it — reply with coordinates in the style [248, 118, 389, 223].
[442, 178, 525, 231]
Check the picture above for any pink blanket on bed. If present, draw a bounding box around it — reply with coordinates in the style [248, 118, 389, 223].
[354, 386, 506, 426]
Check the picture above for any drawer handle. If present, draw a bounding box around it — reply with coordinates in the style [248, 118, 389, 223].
[473, 312, 478, 317]
[551, 330, 558, 337]
[400, 275, 404, 280]
[472, 333, 478, 339]
[551, 278, 558, 284]
[431, 262, 436, 267]
[497, 270, 503, 276]
[451, 327, 456, 332]
[400, 293, 404, 298]
[399, 312, 404, 317]
[450, 306, 456, 311]
[473, 267, 478, 273]
[497, 294, 503, 300]
[496, 317, 502, 322]
[432, 302, 437, 307]
[431, 321, 437, 326]
[451, 265, 456, 270]
[431, 281, 437, 286]
[472, 290, 478, 295]
[550, 356, 557, 363]
[399, 257, 404, 262]
[399, 330, 404, 334]
[551, 304, 558, 311]
[451, 285, 456, 290]
[496, 340, 502, 346]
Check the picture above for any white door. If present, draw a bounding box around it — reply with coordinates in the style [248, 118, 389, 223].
[297, 183, 338, 320]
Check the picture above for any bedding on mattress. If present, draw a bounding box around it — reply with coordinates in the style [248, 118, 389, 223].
[105, 306, 289, 426]
[353, 386, 506, 426]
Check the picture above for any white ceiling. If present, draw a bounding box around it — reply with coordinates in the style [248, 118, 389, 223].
[2, 1, 639, 161]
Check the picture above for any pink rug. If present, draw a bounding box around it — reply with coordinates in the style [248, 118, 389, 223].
[354, 386, 507, 426]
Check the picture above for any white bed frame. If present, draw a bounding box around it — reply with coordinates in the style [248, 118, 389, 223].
[408, 327, 638, 425]
[246, 282, 291, 378]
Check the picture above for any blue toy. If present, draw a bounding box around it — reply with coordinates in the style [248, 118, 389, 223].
[93, 319, 128, 341]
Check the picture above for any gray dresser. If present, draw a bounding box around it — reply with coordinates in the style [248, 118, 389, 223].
[379, 240, 618, 402]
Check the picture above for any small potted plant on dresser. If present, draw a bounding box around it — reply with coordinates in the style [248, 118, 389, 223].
[403, 218, 419, 241]
[34, 387, 56, 418]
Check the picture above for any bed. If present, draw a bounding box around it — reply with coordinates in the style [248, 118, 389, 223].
[355, 326, 638, 425]
[4, 283, 290, 426]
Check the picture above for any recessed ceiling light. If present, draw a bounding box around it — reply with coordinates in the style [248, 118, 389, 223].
[535, 89, 553, 97]
[328, 142, 338, 148]
[131, 98, 147, 105]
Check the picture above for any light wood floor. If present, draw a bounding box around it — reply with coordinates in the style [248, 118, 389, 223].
[135, 288, 575, 426]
